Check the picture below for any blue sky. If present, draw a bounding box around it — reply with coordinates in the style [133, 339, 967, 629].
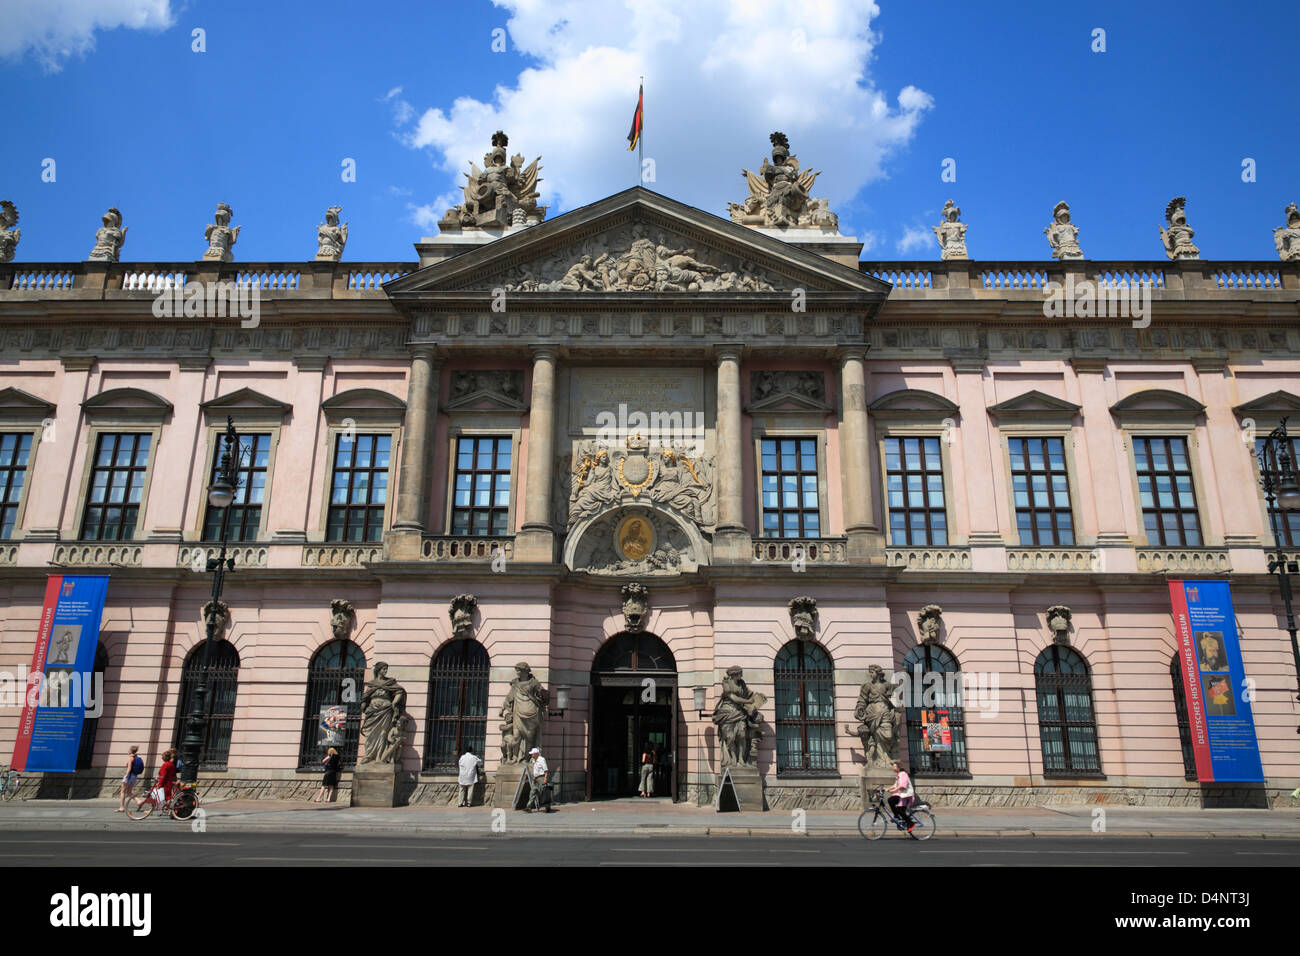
[1, 0, 1296, 263]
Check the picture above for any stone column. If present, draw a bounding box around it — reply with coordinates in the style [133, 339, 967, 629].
[389, 345, 439, 558]
[516, 347, 558, 562]
[714, 346, 750, 562]
[839, 347, 884, 562]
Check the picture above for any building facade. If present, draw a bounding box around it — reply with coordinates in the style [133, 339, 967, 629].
[1, 161, 1298, 808]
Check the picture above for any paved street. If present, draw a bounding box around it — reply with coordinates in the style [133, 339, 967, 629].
[1, 828, 1297, 866]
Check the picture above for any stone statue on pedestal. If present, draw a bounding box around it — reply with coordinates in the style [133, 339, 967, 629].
[359, 661, 407, 764]
[728, 132, 837, 229]
[853, 665, 901, 770]
[315, 206, 348, 261]
[443, 131, 545, 228]
[1044, 201, 1083, 260]
[0, 202, 20, 263]
[932, 200, 969, 259]
[498, 662, 547, 763]
[1159, 197, 1200, 260]
[203, 202, 241, 261]
[88, 207, 127, 262]
[712, 666, 765, 768]
[1273, 203, 1300, 262]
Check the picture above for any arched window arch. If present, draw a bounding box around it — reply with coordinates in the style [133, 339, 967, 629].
[1034, 645, 1102, 776]
[1169, 655, 1198, 780]
[424, 639, 490, 772]
[902, 643, 968, 775]
[76, 643, 110, 770]
[298, 639, 366, 770]
[774, 640, 836, 775]
[593, 632, 676, 673]
[172, 640, 241, 770]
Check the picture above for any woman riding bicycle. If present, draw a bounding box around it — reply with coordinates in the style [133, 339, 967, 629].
[886, 759, 916, 831]
[136, 749, 177, 811]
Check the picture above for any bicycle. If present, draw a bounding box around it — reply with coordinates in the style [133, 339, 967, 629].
[858, 786, 935, 841]
[0, 766, 20, 802]
[125, 781, 200, 821]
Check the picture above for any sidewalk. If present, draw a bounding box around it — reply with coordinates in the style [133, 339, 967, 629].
[1, 797, 1298, 838]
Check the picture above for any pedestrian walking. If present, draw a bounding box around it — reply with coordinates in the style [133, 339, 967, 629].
[314, 747, 341, 803]
[638, 742, 655, 797]
[526, 747, 552, 812]
[115, 745, 143, 812]
[457, 747, 483, 807]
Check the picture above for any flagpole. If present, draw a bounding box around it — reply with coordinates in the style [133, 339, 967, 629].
[637, 76, 644, 187]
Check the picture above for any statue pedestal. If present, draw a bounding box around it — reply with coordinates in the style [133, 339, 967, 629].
[350, 763, 401, 808]
[715, 765, 765, 812]
[859, 767, 896, 811]
[490, 761, 531, 810]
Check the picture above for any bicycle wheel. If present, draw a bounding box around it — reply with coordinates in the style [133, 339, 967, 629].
[170, 789, 198, 821]
[126, 797, 154, 820]
[907, 808, 936, 841]
[1, 772, 17, 801]
[857, 808, 888, 840]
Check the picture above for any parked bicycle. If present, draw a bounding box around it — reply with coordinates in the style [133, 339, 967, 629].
[126, 780, 200, 821]
[0, 766, 20, 802]
[858, 786, 935, 841]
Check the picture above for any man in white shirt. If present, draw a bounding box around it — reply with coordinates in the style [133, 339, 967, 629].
[457, 747, 483, 807]
[527, 747, 552, 812]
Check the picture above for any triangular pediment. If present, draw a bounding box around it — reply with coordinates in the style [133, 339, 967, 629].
[0, 387, 55, 416]
[747, 370, 831, 412]
[200, 387, 292, 425]
[1233, 390, 1300, 415]
[386, 187, 887, 300]
[987, 390, 1081, 422]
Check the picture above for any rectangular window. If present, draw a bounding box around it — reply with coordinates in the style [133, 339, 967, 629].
[1133, 436, 1201, 547]
[202, 433, 271, 542]
[1256, 435, 1300, 547]
[0, 432, 33, 539]
[1009, 436, 1074, 546]
[450, 436, 512, 535]
[760, 437, 820, 538]
[325, 434, 391, 542]
[885, 436, 947, 546]
[81, 433, 151, 540]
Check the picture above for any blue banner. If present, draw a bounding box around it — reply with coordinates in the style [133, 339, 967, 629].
[1168, 580, 1265, 783]
[12, 575, 110, 772]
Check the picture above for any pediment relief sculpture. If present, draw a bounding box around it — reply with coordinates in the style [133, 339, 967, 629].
[446, 370, 525, 409]
[495, 224, 785, 293]
[750, 370, 827, 409]
[563, 435, 716, 531]
[571, 507, 698, 577]
[728, 131, 838, 230]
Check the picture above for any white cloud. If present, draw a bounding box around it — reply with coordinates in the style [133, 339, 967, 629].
[0, 0, 174, 72]
[897, 225, 931, 254]
[408, 191, 462, 233]
[393, 0, 930, 223]
[383, 86, 414, 126]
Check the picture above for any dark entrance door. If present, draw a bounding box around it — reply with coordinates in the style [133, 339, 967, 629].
[587, 632, 678, 801]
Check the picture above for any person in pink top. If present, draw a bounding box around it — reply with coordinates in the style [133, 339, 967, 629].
[886, 759, 916, 831]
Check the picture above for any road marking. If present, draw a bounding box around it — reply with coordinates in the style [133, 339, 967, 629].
[0, 839, 240, 846]
[918, 849, 1189, 855]
[298, 843, 489, 850]
[611, 847, 743, 852]
[238, 857, 427, 863]
[599, 861, 782, 867]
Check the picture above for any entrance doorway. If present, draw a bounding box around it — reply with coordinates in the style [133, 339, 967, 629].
[588, 632, 678, 801]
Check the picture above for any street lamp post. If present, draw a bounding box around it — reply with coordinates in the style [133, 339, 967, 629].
[178, 416, 240, 786]
[547, 686, 569, 803]
[1257, 418, 1300, 733]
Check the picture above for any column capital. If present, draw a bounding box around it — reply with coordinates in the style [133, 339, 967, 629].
[531, 345, 559, 362]
[838, 346, 869, 367]
[408, 344, 440, 363]
[714, 344, 745, 365]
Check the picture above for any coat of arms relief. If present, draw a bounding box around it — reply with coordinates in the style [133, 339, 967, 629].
[557, 434, 716, 576]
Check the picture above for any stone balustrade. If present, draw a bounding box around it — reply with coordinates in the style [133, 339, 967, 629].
[420, 536, 513, 562]
[301, 544, 384, 567]
[751, 538, 848, 564]
[176, 544, 269, 570]
[1006, 548, 1097, 572]
[51, 543, 144, 567]
[886, 547, 972, 571]
[1135, 548, 1232, 573]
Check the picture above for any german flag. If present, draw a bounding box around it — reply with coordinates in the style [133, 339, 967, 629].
[626, 83, 643, 151]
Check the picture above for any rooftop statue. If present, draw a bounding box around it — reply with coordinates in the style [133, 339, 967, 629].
[1044, 201, 1084, 260]
[932, 200, 969, 259]
[202, 202, 241, 261]
[315, 205, 348, 261]
[87, 207, 128, 262]
[1159, 197, 1200, 260]
[1274, 202, 1300, 262]
[728, 131, 838, 230]
[0, 201, 19, 263]
[442, 131, 546, 228]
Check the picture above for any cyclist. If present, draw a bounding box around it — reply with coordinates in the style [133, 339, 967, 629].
[136, 748, 177, 812]
[885, 759, 916, 832]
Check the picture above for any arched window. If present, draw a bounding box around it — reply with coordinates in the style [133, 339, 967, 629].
[1034, 645, 1102, 775]
[299, 639, 366, 770]
[424, 639, 490, 772]
[172, 640, 241, 770]
[593, 632, 676, 672]
[1169, 655, 1198, 780]
[902, 643, 968, 775]
[76, 643, 110, 770]
[774, 640, 836, 775]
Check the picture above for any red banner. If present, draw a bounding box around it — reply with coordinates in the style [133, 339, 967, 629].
[10, 575, 63, 771]
[1168, 581, 1213, 781]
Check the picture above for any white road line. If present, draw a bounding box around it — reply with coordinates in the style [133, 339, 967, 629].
[0, 839, 240, 846]
[298, 843, 489, 850]
[918, 849, 1189, 855]
[612, 847, 743, 852]
[238, 857, 427, 863]
[599, 861, 782, 867]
